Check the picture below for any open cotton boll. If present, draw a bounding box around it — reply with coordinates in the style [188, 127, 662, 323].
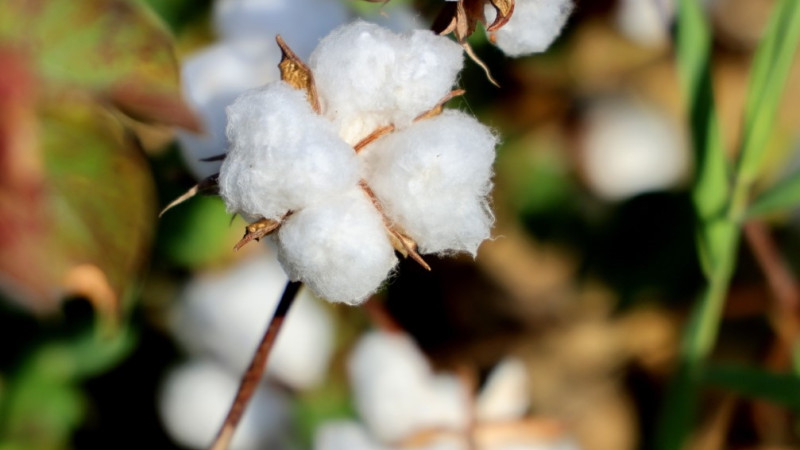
[348, 331, 470, 443]
[219, 82, 360, 220]
[177, 39, 280, 180]
[314, 421, 387, 450]
[213, 0, 349, 60]
[171, 252, 335, 390]
[485, 0, 574, 57]
[581, 97, 690, 201]
[277, 188, 397, 305]
[614, 0, 675, 48]
[158, 360, 289, 450]
[476, 358, 530, 423]
[363, 111, 496, 256]
[310, 21, 463, 144]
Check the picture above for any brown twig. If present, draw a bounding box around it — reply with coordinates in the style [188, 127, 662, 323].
[208, 280, 303, 450]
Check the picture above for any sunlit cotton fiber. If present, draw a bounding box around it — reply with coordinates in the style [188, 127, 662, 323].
[277, 189, 398, 305]
[485, 0, 574, 57]
[177, 39, 279, 179]
[171, 252, 335, 390]
[219, 82, 360, 220]
[158, 360, 289, 450]
[309, 20, 463, 144]
[475, 357, 530, 422]
[363, 111, 496, 256]
[348, 331, 469, 442]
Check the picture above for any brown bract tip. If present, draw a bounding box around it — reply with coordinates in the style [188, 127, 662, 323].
[276, 35, 321, 114]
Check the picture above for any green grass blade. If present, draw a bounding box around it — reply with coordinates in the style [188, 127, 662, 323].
[703, 364, 800, 409]
[746, 170, 800, 218]
[736, 0, 800, 186]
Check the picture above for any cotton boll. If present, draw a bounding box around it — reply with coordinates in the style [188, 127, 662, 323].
[171, 252, 335, 390]
[614, 0, 675, 48]
[177, 39, 280, 180]
[213, 0, 349, 60]
[486, 438, 583, 450]
[314, 421, 388, 450]
[310, 21, 463, 144]
[363, 110, 496, 256]
[158, 360, 289, 450]
[485, 0, 574, 57]
[277, 188, 397, 305]
[476, 358, 530, 423]
[219, 82, 360, 220]
[348, 331, 470, 443]
[356, 2, 425, 33]
[581, 98, 690, 201]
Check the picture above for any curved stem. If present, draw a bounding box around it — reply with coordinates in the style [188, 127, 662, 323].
[209, 280, 303, 450]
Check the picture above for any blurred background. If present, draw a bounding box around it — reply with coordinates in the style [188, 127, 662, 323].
[1, 0, 799, 449]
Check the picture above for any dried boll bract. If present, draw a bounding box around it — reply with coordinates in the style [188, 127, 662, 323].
[218, 21, 498, 304]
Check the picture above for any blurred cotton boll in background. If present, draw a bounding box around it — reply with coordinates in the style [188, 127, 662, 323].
[170, 251, 335, 390]
[348, 331, 470, 442]
[159, 359, 290, 450]
[613, 0, 674, 48]
[579, 97, 690, 201]
[475, 357, 530, 423]
[177, 0, 349, 180]
[484, 0, 574, 57]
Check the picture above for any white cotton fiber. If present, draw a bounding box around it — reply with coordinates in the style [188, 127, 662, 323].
[171, 252, 335, 390]
[219, 82, 360, 220]
[310, 20, 463, 144]
[314, 421, 388, 450]
[363, 110, 496, 256]
[178, 39, 281, 180]
[277, 188, 398, 305]
[158, 360, 289, 450]
[485, 0, 574, 57]
[614, 0, 674, 47]
[213, 0, 349, 60]
[348, 331, 470, 443]
[476, 358, 530, 423]
[581, 97, 690, 201]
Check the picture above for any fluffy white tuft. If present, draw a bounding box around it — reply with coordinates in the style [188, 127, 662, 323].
[348, 331, 469, 442]
[171, 252, 335, 390]
[310, 20, 463, 144]
[314, 421, 386, 450]
[178, 40, 280, 180]
[158, 360, 289, 450]
[219, 82, 360, 220]
[581, 97, 690, 201]
[476, 358, 531, 423]
[486, 0, 574, 57]
[363, 110, 496, 256]
[213, 0, 349, 60]
[277, 188, 397, 305]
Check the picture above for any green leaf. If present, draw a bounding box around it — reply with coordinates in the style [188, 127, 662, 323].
[676, 0, 729, 226]
[737, 0, 800, 183]
[0, 0, 199, 131]
[0, 92, 157, 315]
[703, 363, 800, 409]
[746, 170, 800, 218]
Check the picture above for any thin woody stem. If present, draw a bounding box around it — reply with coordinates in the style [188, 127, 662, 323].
[209, 280, 303, 450]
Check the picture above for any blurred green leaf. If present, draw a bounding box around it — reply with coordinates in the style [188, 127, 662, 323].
[0, 0, 199, 131]
[737, 0, 800, 185]
[746, 170, 800, 218]
[0, 92, 156, 315]
[704, 363, 800, 409]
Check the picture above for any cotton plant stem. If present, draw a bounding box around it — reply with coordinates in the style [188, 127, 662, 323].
[209, 280, 303, 450]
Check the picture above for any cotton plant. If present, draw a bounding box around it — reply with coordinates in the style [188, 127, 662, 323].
[191, 20, 500, 305]
[159, 359, 290, 450]
[177, 0, 349, 179]
[313, 330, 581, 450]
[170, 251, 335, 390]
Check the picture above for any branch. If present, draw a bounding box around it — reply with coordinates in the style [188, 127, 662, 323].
[209, 280, 303, 450]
